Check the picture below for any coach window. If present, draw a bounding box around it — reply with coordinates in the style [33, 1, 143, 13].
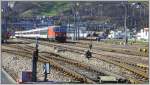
[33, 31, 36, 34]
[32, 31, 34, 34]
[37, 31, 39, 34]
[35, 31, 38, 34]
[40, 30, 47, 35]
[40, 30, 43, 35]
[30, 32, 33, 34]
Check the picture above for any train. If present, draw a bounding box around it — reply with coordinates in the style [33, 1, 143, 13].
[15, 26, 67, 42]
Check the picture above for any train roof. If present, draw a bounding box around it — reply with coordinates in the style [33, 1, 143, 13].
[15, 26, 60, 33]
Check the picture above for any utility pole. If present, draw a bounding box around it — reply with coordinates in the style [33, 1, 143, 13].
[90, 7, 93, 47]
[71, 2, 76, 41]
[73, 8, 76, 41]
[124, 5, 128, 45]
[73, 2, 80, 41]
[32, 37, 39, 82]
[76, 2, 79, 40]
[121, 2, 128, 45]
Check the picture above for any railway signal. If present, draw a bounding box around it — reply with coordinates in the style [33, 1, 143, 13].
[43, 63, 51, 82]
[85, 50, 92, 59]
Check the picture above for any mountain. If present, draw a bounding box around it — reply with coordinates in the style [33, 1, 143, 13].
[2, 1, 149, 32]
[11, 1, 70, 17]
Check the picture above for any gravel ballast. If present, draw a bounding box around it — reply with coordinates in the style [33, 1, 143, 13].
[2, 52, 74, 83]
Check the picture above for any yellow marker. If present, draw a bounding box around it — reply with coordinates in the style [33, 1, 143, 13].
[143, 49, 147, 52]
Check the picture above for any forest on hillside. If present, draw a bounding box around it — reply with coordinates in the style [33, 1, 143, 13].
[2, 1, 149, 32]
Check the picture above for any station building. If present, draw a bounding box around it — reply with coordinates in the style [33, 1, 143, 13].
[136, 28, 149, 41]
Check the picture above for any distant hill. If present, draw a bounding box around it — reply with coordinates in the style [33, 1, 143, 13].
[12, 1, 70, 17]
[2, 1, 149, 32]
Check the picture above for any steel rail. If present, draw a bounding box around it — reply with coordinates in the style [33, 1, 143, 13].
[2, 48, 96, 84]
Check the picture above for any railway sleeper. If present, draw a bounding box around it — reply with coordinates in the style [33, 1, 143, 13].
[139, 77, 145, 81]
[134, 73, 148, 81]
[63, 72, 69, 76]
[54, 47, 66, 53]
[137, 66, 148, 71]
[49, 62, 95, 83]
[60, 60, 97, 75]
[41, 53, 99, 75]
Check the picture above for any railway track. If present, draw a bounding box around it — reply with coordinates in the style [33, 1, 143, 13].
[39, 41, 148, 70]
[25, 38, 148, 66]
[39, 52, 102, 82]
[62, 42, 148, 68]
[2, 44, 104, 84]
[16, 38, 148, 57]
[3, 43, 128, 80]
[34, 41, 148, 84]
[9, 39, 149, 83]
[78, 40, 148, 49]
[39, 52, 144, 84]
[75, 40, 148, 57]
[2, 49, 96, 84]
[4, 42, 139, 84]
